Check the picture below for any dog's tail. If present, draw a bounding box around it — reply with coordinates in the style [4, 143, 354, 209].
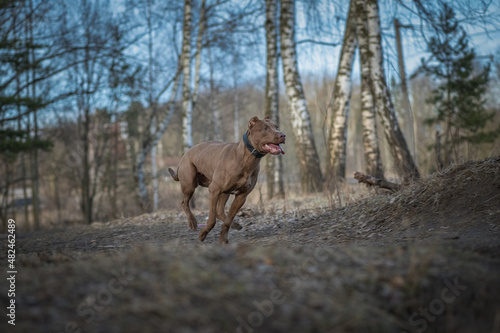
[168, 168, 179, 181]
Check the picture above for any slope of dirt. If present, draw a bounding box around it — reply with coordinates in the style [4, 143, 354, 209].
[1, 157, 499, 333]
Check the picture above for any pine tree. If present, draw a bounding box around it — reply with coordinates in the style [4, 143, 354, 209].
[423, 3, 498, 165]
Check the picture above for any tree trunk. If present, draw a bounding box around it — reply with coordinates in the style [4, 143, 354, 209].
[360, 69, 384, 178]
[192, 0, 205, 110]
[147, 0, 159, 212]
[327, 0, 357, 181]
[181, 0, 193, 151]
[394, 18, 416, 166]
[135, 70, 182, 211]
[82, 106, 92, 224]
[265, 0, 284, 199]
[14, 13, 30, 229]
[134, 0, 188, 210]
[151, 117, 159, 211]
[355, 0, 384, 179]
[230, 31, 240, 142]
[233, 59, 240, 142]
[28, 0, 41, 229]
[111, 124, 118, 219]
[361, 0, 419, 181]
[1, 164, 11, 232]
[280, 0, 323, 193]
[208, 48, 220, 140]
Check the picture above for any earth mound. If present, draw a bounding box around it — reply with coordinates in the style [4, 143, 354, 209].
[2, 157, 499, 333]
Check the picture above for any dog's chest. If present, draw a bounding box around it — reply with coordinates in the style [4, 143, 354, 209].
[225, 171, 258, 195]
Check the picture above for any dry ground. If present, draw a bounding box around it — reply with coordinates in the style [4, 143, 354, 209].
[1, 157, 500, 333]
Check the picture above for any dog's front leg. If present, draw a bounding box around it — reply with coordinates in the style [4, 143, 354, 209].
[216, 193, 229, 221]
[199, 187, 221, 242]
[219, 193, 248, 244]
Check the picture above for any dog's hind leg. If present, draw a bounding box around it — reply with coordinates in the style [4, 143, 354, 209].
[178, 164, 198, 231]
[219, 193, 248, 244]
[216, 194, 242, 230]
[181, 189, 197, 231]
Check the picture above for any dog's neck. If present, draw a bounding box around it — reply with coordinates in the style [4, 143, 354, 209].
[242, 131, 266, 158]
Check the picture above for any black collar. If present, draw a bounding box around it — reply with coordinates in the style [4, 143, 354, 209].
[243, 131, 266, 158]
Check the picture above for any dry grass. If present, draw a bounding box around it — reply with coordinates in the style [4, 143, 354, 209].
[1, 157, 499, 333]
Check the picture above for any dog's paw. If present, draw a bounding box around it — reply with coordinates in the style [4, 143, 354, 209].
[219, 237, 229, 245]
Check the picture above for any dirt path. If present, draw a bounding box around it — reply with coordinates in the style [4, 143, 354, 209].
[1, 157, 499, 333]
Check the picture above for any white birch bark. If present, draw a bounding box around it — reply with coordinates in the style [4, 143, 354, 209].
[147, 0, 158, 211]
[233, 54, 240, 142]
[327, 0, 357, 181]
[208, 47, 220, 140]
[136, 69, 182, 211]
[280, 0, 323, 192]
[360, 0, 419, 180]
[181, 0, 193, 151]
[265, 0, 284, 198]
[233, 85, 239, 142]
[354, 0, 384, 179]
[191, 0, 205, 110]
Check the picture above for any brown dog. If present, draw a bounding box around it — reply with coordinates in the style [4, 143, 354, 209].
[168, 115, 285, 244]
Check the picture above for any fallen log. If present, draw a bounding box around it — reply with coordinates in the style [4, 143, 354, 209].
[353, 171, 401, 192]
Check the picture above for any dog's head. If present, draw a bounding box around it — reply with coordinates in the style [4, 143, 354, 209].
[247, 115, 286, 155]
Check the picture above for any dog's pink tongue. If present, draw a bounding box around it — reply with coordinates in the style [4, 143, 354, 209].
[264, 143, 284, 155]
[273, 144, 284, 155]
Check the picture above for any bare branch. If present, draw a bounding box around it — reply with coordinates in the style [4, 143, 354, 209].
[296, 39, 341, 47]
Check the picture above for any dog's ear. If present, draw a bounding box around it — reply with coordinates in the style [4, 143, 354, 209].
[248, 116, 259, 129]
[264, 115, 271, 120]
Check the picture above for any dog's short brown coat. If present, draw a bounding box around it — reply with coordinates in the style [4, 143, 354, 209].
[169, 116, 285, 244]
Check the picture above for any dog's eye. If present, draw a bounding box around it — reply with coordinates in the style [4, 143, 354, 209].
[264, 126, 268, 131]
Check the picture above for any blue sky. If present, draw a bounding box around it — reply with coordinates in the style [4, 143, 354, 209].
[107, 0, 500, 107]
[293, 0, 500, 83]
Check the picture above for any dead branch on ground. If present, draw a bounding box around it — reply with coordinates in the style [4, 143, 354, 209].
[353, 172, 401, 192]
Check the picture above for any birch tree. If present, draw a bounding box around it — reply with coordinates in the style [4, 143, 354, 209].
[232, 49, 240, 142]
[265, 0, 284, 198]
[129, 1, 188, 212]
[360, 0, 419, 180]
[280, 0, 323, 193]
[354, 0, 384, 179]
[145, 0, 160, 211]
[192, 0, 205, 110]
[326, 0, 357, 181]
[128, 0, 182, 211]
[207, 47, 220, 140]
[181, 0, 193, 151]
[135, 69, 181, 211]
